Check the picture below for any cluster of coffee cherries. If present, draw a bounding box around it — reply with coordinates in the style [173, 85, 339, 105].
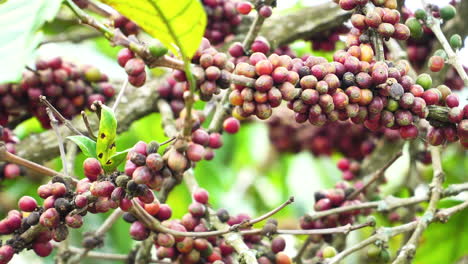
[308, 26, 349, 52]
[0, 177, 86, 262]
[236, 1, 273, 18]
[112, 14, 139, 36]
[117, 48, 147, 87]
[0, 127, 22, 182]
[300, 183, 370, 234]
[176, 111, 224, 162]
[202, 0, 243, 45]
[268, 108, 399, 160]
[171, 38, 234, 101]
[228, 36, 271, 63]
[336, 0, 398, 10]
[0, 57, 115, 128]
[345, 4, 410, 48]
[156, 76, 185, 117]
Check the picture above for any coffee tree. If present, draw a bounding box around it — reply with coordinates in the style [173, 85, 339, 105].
[0, 0, 467, 263]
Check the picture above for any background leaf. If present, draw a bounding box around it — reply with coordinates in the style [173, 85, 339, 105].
[0, 0, 62, 83]
[96, 105, 117, 171]
[67, 135, 97, 158]
[99, 0, 207, 58]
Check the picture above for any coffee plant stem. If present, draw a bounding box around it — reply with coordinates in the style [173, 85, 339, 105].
[392, 146, 445, 264]
[426, 15, 468, 86]
[232, 196, 295, 230]
[242, 0, 275, 52]
[157, 99, 178, 138]
[59, 245, 169, 263]
[80, 111, 97, 140]
[293, 236, 313, 264]
[64, 0, 115, 38]
[112, 78, 129, 112]
[308, 182, 468, 221]
[46, 108, 69, 177]
[0, 142, 68, 178]
[70, 208, 125, 263]
[40, 96, 84, 136]
[348, 151, 403, 200]
[326, 221, 419, 264]
[135, 235, 154, 264]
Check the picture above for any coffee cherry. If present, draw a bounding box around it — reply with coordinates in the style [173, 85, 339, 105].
[271, 236, 286, 253]
[440, 5, 456, 21]
[65, 214, 83, 228]
[156, 204, 172, 221]
[405, 18, 423, 38]
[118, 48, 135, 67]
[450, 34, 463, 50]
[259, 5, 273, 18]
[339, 0, 357, 10]
[83, 158, 102, 181]
[400, 124, 419, 139]
[236, 1, 252, 15]
[18, 196, 38, 212]
[322, 246, 337, 258]
[130, 221, 150, 240]
[209, 133, 223, 149]
[428, 56, 445, 72]
[193, 188, 209, 204]
[0, 245, 14, 264]
[445, 94, 459, 108]
[314, 198, 332, 211]
[275, 252, 292, 264]
[416, 73, 432, 90]
[223, 117, 240, 134]
[4, 164, 20, 179]
[40, 208, 60, 228]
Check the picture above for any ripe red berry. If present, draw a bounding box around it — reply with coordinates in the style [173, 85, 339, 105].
[125, 58, 145, 76]
[18, 196, 38, 212]
[193, 188, 209, 204]
[223, 117, 240, 134]
[208, 133, 223, 148]
[337, 158, 350, 171]
[40, 208, 60, 228]
[445, 93, 459, 108]
[117, 48, 134, 67]
[130, 221, 150, 241]
[187, 143, 205, 162]
[4, 164, 20, 179]
[83, 158, 102, 181]
[236, 1, 253, 15]
[0, 245, 15, 263]
[156, 204, 172, 221]
[271, 236, 286, 253]
[428, 56, 445, 72]
[259, 5, 273, 18]
[399, 124, 419, 139]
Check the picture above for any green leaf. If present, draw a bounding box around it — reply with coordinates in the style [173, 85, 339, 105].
[103, 148, 131, 172]
[99, 0, 207, 59]
[0, 0, 62, 83]
[96, 105, 117, 171]
[67, 135, 97, 158]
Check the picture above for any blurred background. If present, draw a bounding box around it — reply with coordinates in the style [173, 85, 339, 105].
[1, 0, 467, 263]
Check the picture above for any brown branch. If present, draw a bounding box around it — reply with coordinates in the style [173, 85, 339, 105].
[347, 151, 403, 200]
[392, 146, 445, 264]
[40, 96, 84, 136]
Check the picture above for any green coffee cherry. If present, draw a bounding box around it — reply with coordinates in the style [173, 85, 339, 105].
[367, 244, 381, 259]
[322, 246, 337, 258]
[414, 9, 427, 20]
[149, 40, 168, 57]
[450, 34, 463, 50]
[416, 73, 432, 90]
[434, 49, 448, 60]
[440, 5, 456, 21]
[405, 18, 423, 39]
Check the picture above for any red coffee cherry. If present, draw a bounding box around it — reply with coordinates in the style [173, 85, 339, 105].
[18, 196, 38, 212]
[83, 158, 102, 181]
[193, 188, 209, 204]
[236, 1, 253, 15]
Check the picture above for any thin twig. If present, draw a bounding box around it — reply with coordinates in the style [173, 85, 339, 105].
[39, 96, 84, 136]
[46, 108, 68, 176]
[232, 196, 294, 229]
[112, 78, 129, 112]
[347, 151, 403, 200]
[0, 142, 67, 178]
[242, 0, 276, 52]
[392, 146, 445, 264]
[293, 236, 313, 264]
[425, 9, 468, 86]
[81, 111, 97, 140]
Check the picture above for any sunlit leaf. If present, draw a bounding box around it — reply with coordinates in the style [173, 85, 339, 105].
[103, 148, 131, 172]
[99, 0, 206, 59]
[96, 105, 117, 171]
[0, 0, 62, 83]
[67, 135, 97, 158]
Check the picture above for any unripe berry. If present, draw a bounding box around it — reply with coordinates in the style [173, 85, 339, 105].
[405, 18, 423, 38]
[275, 252, 292, 264]
[440, 5, 456, 21]
[322, 246, 337, 258]
[189, 202, 206, 217]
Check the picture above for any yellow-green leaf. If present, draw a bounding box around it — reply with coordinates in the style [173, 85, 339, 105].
[104, 148, 131, 172]
[100, 0, 207, 59]
[96, 105, 117, 171]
